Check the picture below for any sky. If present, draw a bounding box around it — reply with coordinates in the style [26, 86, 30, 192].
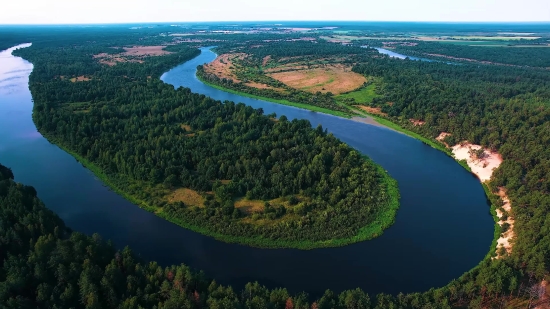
[1, 0, 549, 24]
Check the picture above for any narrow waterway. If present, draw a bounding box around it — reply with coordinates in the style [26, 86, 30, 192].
[0, 44, 494, 297]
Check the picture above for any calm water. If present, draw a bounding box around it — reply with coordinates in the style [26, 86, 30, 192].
[374, 47, 432, 61]
[0, 45, 493, 297]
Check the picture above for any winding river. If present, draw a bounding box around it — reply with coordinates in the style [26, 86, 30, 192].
[0, 45, 494, 297]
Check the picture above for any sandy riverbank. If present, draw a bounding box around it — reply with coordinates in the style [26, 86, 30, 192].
[450, 141, 514, 258]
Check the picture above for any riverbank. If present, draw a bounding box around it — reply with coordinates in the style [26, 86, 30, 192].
[451, 141, 515, 258]
[35, 116, 401, 250]
[198, 76, 352, 118]
[198, 66, 509, 260]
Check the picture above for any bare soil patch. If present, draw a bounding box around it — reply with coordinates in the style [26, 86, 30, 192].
[451, 142, 515, 258]
[203, 53, 246, 82]
[122, 46, 172, 56]
[409, 119, 425, 126]
[70, 76, 91, 82]
[354, 105, 388, 117]
[436, 132, 451, 147]
[166, 188, 204, 207]
[494, 188, 515, 259]
[268, 64, 366, 94]
[451, 142, 502, 182]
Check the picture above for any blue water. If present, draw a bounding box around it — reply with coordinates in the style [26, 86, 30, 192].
[0, 45, 494, 297]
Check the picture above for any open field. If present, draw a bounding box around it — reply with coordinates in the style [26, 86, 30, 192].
[123, 45, 173, 56]
[268, 64, 366, 94]
[336, 83, 379, 104]
[69, 76, 91, 82]
[94, 45, 172, 66]
[166, 188, 205, 207]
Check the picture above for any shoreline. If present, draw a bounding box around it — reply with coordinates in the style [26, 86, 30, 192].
[451, 141, 514, 258]
[34, 108, 401, 251]
[199, 67, 508, 259]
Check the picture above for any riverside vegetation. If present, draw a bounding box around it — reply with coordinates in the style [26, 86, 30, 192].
[10, 30, 399, 249]
[3, 24, 550, 307]
[0, 163, 532, 309]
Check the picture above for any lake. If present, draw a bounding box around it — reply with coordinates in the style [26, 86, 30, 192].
[0, 44, 494, 297]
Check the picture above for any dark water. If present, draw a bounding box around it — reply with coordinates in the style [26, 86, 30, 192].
[0, 44, 493, 297]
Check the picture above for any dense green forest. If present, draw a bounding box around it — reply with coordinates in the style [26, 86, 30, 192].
[392, 41, 550, 67]
[3, 25, 550, 307]
[0, 163, 540, 308]
[10, 30, 399, 249]
[183, 32, 550, 307]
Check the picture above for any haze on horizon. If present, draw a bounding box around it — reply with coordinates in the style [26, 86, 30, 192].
[1, 0, 549, 25]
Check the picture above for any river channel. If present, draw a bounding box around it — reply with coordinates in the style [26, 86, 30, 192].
[0, 45, 493, 296]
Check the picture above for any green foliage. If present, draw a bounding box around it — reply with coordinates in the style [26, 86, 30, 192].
[336, 82, 380, 105]
[0, 165, 530, 308]
[394, 41, 550, 67]
[13, 32, 399, 249]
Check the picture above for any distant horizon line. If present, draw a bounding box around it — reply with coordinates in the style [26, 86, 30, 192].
[1, 20, 550, 26]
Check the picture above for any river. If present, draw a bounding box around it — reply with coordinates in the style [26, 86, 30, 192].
[0, 44, 494, 297]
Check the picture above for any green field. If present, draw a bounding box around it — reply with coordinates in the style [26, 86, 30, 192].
[336, 83, 380, 104]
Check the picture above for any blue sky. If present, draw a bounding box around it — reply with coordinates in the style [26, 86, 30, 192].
[2, 0, 549, 24]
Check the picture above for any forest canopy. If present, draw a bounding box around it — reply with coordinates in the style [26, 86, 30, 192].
[11, 30, 399, 249]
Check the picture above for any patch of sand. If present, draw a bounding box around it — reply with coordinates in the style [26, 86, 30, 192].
[166, 188, 204, 207]
[409, 119, 425, 126]
[436, 132, 451, 147]
[436, 132, 451, 141]
[353, 105, 388, 116]
[451, 142, 502, 182]
[70, 76, 91, 82]
[268, 64, 366, 94]
[494, 188, 515, 259]
[450, 142, 515, 258]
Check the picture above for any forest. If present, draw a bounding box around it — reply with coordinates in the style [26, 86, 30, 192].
[178, 31, 550, 307]
[10, 30, 399, 249]
[197, 40, 380, 116]
[0, 163, 540, 309]
[2, 25, 550, 307]
[392, 41, 550, 67]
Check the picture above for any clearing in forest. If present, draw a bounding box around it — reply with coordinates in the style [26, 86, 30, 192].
[94, 46, 172, 66]
[203, 53, 246, 82]
[166, 188, 204, 207]
[268, 64, 366, 94]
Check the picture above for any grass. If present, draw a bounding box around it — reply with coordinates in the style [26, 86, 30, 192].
[336, 83, 380, 104]
[166, 188, 204, 207]
[198, 76, 352, 118]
